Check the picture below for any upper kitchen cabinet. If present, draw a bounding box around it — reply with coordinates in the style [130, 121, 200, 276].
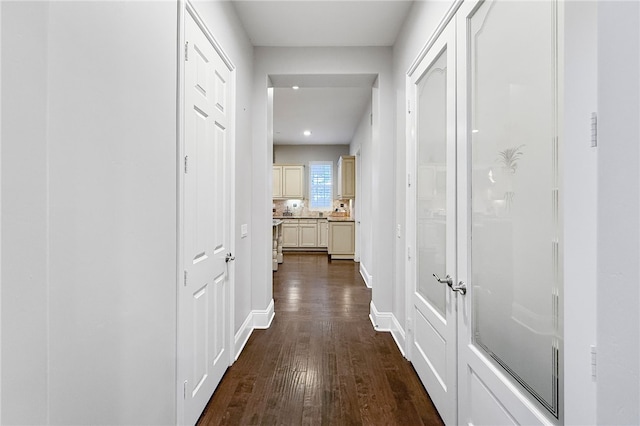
[273, 164, 304, 199]
[273, 166, 283, 198]
[337, 155, 356, 199]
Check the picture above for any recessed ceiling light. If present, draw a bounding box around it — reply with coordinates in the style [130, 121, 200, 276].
[303, 130, 312, 136]
[292, 86, 300, 90]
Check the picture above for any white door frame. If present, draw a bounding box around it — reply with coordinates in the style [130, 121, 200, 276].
[404, 0, 463, 359]
[405, 18, 459, 425]
[354, 148, 361, 263]
[176, 1, 236, 424]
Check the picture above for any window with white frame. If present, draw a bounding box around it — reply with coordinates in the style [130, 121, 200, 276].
[308, 161, 333, 210]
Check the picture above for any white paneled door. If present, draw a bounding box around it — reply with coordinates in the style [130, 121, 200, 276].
[406, 21, 458, 426]
[408, 0, 562, 424]
[180, 7, 233, 426]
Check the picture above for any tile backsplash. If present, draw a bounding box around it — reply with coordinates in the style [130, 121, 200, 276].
[273, 199, 351, 217]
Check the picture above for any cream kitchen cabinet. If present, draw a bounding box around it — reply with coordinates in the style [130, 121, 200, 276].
[273, 164, 304, 199]
[317, 219, 328, 248]
[337, 155, 356, 199]
[272, 167, 283, 198]
[298, 220, 318, 247]
[281, 219, 300, 247]
[277, 218, 327, 250]
[328, 220, 355, 260]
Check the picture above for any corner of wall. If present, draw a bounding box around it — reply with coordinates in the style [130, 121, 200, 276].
[234, 312, 254, 360]
[369, 301, 407, 358]
[359, 262, 373, 289]
[234, 299, 275, 360]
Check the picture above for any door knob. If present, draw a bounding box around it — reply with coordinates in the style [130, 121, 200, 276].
[225, 253, 235, 263]
[432, 273, 453, 286]
[452, 281, 467, 295]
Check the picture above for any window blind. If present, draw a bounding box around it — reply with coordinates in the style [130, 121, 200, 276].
[309, 162, 333, 210]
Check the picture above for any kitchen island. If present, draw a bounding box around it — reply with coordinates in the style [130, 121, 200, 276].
[272, 219, 283, 271]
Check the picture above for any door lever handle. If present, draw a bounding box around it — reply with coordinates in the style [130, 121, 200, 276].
[452, 281, 467, 295]
[225, 253, 235, 263]
[432, 273, 453, 286]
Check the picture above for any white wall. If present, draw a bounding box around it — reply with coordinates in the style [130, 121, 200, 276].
[597, 1, 640, 424]
[1, 2, 50, 423]
[274, 144, 349, 200]
[391, 0, 456, 345]
[563, 2, 598, 424]
[253, 47, 395, 317]
[50, 2, 178, 424]
[0, 1, 3, 420]
[350, 101, 373, 283]
[1, 1, 179, 424]
[1, 1, 255, 424]
[191, 0, 255, 341]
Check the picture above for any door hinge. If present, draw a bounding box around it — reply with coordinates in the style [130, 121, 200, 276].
[184, 155, 188, 174]
[184, 41, 189, 61]
[407, 246, 412, 260]
[183, 380, 188, 399]
[407, 173, 412, 188]
[183, 270, 187, 287]
[590, 345, 597, 380]
[370, 113, 373, 126]
[408, 100, 411, 114]
[591, 112, 597, 147]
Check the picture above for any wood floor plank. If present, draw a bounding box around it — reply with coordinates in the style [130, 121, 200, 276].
[197, 253, 444, 426]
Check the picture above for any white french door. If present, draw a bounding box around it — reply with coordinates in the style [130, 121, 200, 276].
[408, 0, 562, 424]
[406, 20, 458, 426]
[179, 5, 234, 425]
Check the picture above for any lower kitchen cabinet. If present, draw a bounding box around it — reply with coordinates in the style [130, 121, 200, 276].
[282, 219, 300, 247]
[298, 220, 318, 247]
[318, 219, 328, 248]
[277, 218, 341, 252]
[328, 221, 355, 260]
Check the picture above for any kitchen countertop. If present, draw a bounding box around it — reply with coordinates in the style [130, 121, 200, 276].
[273, 215, 330, 219]
[273, 216, 354, 222]
[327, 217, 355, 222]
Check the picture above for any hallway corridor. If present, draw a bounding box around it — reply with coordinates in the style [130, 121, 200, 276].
[198, 254, 443, 425]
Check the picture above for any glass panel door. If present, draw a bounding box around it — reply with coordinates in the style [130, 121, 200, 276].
[417, 49, 448, 317]
[468, 0, 561, 417]
[408, 20, 459, 424]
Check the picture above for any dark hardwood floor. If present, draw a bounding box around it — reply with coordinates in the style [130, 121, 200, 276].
[198, 253, 444, 426]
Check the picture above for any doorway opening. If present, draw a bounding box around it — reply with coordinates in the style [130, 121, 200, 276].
[268, 74, 377, 285]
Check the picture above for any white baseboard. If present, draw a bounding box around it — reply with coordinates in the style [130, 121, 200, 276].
[369, 300, 392, 330]
[234, 299, 275, 360]
[253, 299, 275, 329]
[359, 262, 373, 288]
[369, 301, 407, 358]
[390, 315, 406, 357]
[234, 313, 254, 360]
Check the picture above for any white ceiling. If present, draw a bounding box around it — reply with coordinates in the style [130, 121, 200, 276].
[271, 73, 377, 145]
[274, 87, 372, 145]
[232, 1, 414, 47]
[232, 1, 414, 146]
